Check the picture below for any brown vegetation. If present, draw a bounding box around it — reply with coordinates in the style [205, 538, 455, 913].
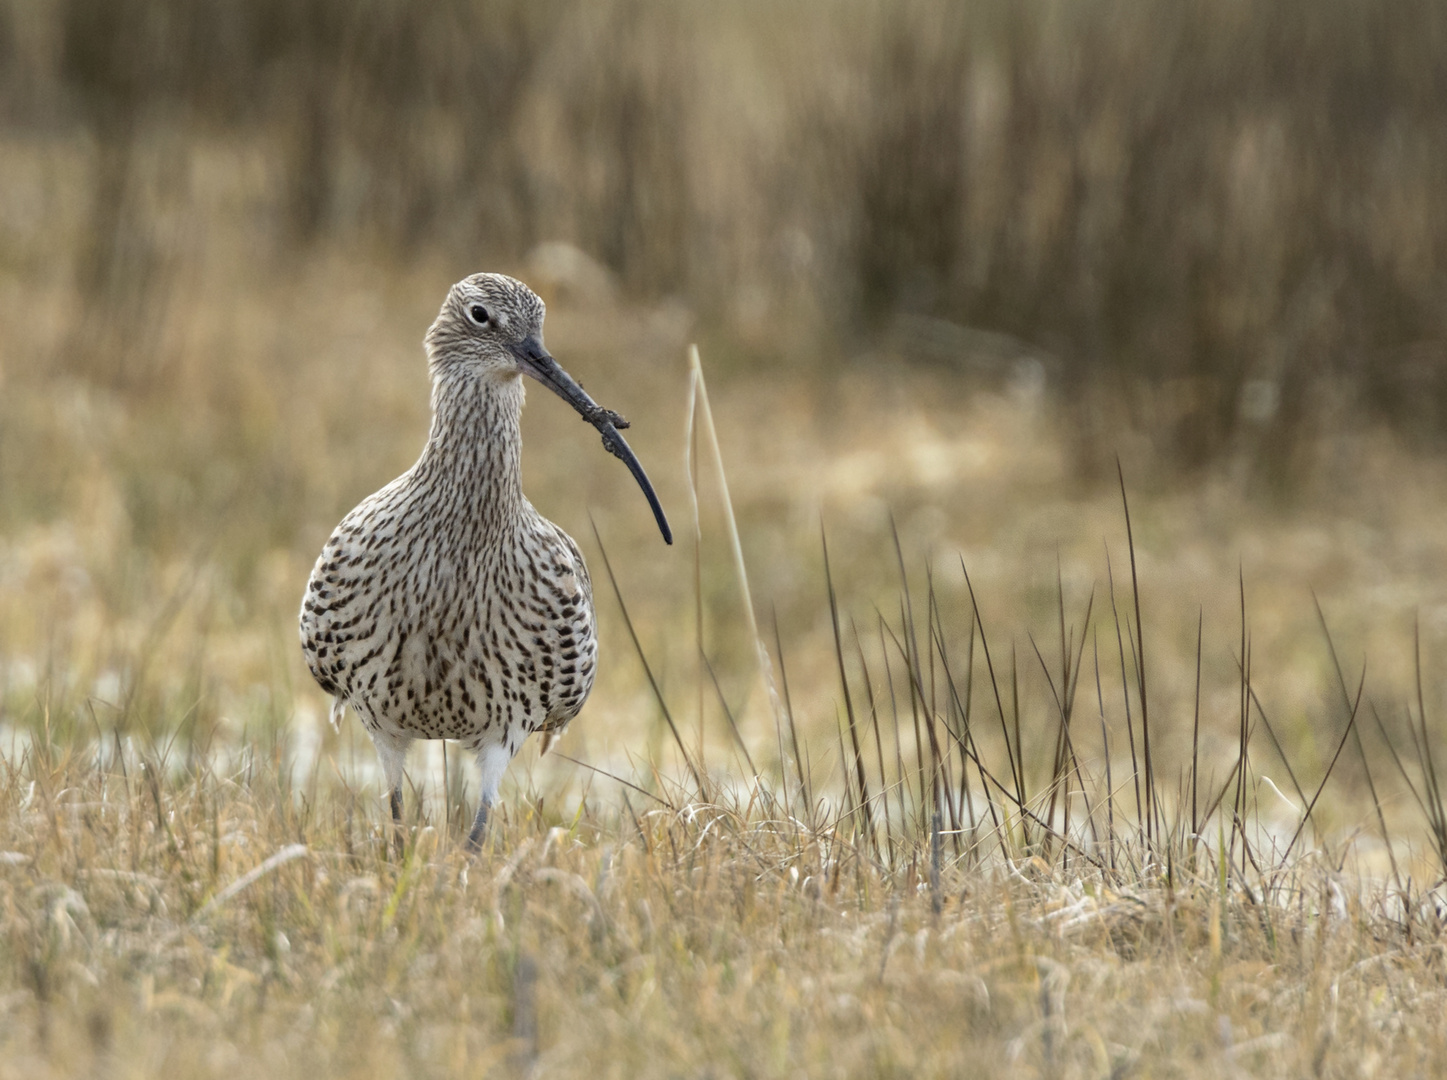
[3, 1, 1447, 1076]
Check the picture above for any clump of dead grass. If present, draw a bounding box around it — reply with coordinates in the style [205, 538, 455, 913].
[1, 683, 1445, 1079]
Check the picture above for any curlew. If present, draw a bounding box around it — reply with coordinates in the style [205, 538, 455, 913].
[299, 273, 671, 854]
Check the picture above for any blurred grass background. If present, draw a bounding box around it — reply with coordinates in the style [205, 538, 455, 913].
[8, 0, 1447, 450]
[7, 5, 1447, 1075]
[1, 0, 1446, 819]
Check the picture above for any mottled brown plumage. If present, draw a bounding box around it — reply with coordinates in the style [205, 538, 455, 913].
[299, 273, 670, 853]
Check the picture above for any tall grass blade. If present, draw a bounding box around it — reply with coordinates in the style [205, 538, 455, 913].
[687, 345, 787, 755]
[1117, 461, 1158, 846]
[771, 608, 810, 821]
[590, 517, 705, 795]
[1106, 546, 1144, 849]
[823, 528, 877, 857]
[1313, 594, 1404, 891]
[960, 558, 1024, 820]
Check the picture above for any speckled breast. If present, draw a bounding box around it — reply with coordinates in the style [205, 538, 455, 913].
[300, 505, 596, 753]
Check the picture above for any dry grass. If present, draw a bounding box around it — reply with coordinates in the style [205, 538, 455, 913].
[2, 697, 1447, 1079]
[5, 287, 1447, 1076]
[5, 224, 1447, 1072]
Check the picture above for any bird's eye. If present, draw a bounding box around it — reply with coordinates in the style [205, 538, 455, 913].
[468, 304, 490, 326]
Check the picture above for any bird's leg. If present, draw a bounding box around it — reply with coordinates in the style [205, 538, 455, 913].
[390, 785, 405, 861]
[372, 733, 411, 863]
[464, 798, 490, 856]
[465, 743, 513, 858]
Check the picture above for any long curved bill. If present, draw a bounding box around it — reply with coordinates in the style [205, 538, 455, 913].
[511, 334, 674, 545]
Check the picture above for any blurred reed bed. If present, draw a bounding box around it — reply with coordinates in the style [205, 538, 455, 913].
[0, 0, 1444, 463]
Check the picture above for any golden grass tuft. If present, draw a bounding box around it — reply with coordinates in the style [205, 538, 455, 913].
[2, 727, 1446, 1079]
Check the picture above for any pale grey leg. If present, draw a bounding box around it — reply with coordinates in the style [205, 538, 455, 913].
[466, 744, 512, 856]
[389, 786, 405, 860]
[372, 731, 411, 861]
[464, 799, 490, 855]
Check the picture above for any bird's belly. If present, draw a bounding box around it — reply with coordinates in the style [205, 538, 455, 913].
[355, 613, 597, 752]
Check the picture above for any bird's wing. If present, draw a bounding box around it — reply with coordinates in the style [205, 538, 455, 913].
[556, 526, 593, 606]
[299, 489, 407, 704]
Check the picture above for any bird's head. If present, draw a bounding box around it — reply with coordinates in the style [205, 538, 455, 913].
[426, 273, 673, 544]
[426, 273, 547, 380]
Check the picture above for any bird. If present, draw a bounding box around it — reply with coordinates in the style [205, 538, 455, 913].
[299, 273, 672, 854]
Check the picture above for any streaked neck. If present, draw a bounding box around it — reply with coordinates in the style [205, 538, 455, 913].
[414, 369, 525, 526]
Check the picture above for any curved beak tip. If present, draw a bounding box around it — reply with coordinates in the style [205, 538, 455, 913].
[517, 344, 672, 546]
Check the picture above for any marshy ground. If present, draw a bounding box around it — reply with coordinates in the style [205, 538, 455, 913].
[4, 2, 1447, 1075]
[4, 245, 1447, 1077]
